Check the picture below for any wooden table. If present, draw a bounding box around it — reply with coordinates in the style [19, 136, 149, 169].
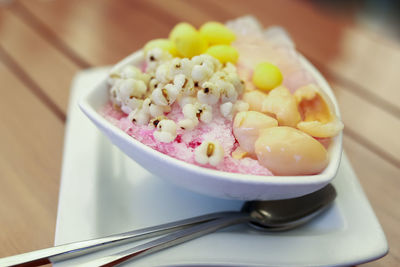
[0, 1, 399, 266]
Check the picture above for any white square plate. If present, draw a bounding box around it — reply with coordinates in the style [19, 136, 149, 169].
[54, 68, 387, 266]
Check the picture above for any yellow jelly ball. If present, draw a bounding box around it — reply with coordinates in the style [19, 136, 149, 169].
[170, 23, 207, 58]
[205, 45, 239, 64]
[144, 38, 178, 57]
[169, 22, 197, 42]
[199, 21, 236, 45]
[252, 62, 283, 91]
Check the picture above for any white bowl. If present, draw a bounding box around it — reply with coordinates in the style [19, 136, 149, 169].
[79, 50, 343, 200]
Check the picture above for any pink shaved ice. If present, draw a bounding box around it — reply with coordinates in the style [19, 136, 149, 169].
[101, 103, 273, 176]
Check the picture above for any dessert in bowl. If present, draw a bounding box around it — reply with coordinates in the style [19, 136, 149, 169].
[79, 16, 343, 200]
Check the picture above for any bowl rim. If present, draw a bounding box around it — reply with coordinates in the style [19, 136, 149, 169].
[79, 50, 343, 187]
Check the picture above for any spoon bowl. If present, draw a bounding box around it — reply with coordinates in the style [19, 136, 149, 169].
[244, 183, 337, 230]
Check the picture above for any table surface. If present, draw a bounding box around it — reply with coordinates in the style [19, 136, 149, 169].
[0, 1, 399, 266]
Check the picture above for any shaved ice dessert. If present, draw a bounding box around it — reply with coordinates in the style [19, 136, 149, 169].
[102, 16, 343, 176]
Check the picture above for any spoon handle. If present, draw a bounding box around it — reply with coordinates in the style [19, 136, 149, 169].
[78, 213, 250, 267]
[0, 212, 236, 267]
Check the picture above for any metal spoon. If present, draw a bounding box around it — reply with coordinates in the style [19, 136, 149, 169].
[0, 184, 336, 267]
[79, 184, 336, 267]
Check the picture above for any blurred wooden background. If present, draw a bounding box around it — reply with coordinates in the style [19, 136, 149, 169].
[0, 0, 399, 266]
